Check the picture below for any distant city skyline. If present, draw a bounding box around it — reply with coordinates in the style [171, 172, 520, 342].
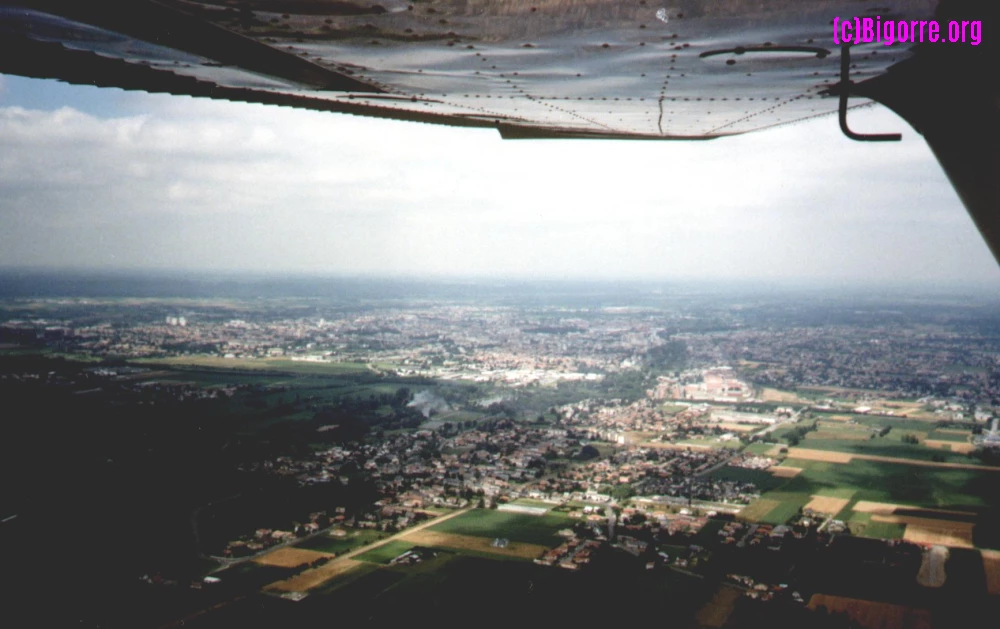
[2, 74, 998, 287]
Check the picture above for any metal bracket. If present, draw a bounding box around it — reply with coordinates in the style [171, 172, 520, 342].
[839, 45, 901, 142]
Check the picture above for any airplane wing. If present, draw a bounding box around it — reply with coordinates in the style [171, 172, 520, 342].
[0, 0, 937, 139]
[1, 1, 997, 257]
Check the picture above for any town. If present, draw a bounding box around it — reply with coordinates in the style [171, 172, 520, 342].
[3, 289, 1000, 629]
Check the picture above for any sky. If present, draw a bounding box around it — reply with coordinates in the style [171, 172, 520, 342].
[1, 73, 998, 287]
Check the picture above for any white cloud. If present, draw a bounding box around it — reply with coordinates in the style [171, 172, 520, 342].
[0, 88, 997, 286]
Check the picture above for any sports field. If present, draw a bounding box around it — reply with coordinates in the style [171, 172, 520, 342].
[254, 547, 334, 568]
[295, 529, 384, 554]
[355, 541, 417, 564]
[402, 530, 548, 560]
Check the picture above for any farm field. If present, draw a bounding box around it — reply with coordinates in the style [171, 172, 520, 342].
[759, 388, 808, 403]
[927, 429, 973, 443]
[718, 422, 758, 433]
[676, 438, 743, 450]
[846, 511, 907, 539]
[706, 465, 788, 492]
[807, 594, 932, 629]
[804, 495, 852, 515]
[140, 355, 370, 375]
[770, 465, 802, 478]
[743, 442, 781, 456]
[898, 518, 975, 548]
[644, 441, 716, 451]
[983, 550, 1000, 595]
[737, 499, 783, 522]
[804, 420, 875, 441]
[301, 553, 712, 624]
[737, 456, 1000, 549]
[428, 508, 573, 547]
[787, 445, 999, 469]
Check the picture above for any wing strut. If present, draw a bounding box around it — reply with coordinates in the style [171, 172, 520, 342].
[838, 46, 901, 142]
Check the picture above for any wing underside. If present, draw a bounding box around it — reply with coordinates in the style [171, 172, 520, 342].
[0, 1, 938, 139]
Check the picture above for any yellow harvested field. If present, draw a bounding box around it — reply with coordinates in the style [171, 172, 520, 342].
[760, 388, 806, 403]
[766, 445, 787, 456]
[924, 440, 976, 454]
[804, 496, 852, 515]
[787, 448, 854, 463]
[807, 594, 931, 629]
[265, 558, 363, 593]
[853, 501, 906, 514]
[770, 466, 802, 478]
[254, 547, 335, 568]
[852, 501, 974, 517]
[789, 448, 1000, 471]
[738, 499, 782, 522]
[855, 453, 1000, 471]
[867, 514, 975, 548]
[936, 428, 972, 434]
[696, 585, 741, 628]
[982, 550, 1000, 595]
[643, 442, 716, 451]
[902, 523, 974, 548]
[402, 530, 549, 559]
[808, 431, 870, 441]
[718, 422, 757, 433]
[823, 415, 855, 422]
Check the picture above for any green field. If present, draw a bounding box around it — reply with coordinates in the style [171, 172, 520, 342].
[139, 355, 370, 375]
[845, 511, 906, 539]
[660, 404, 690, 415]
[805, 420, 874, 439]
[705, 465, 787, 492]
[428, 509, 573, 546]
[355, 541, 418, 564]
[295, 529, 384, 554]
[852, 416, 940, 434]
[305, 553, 711, 624]
[676, 439, 742, 450]
[744, 456, 1000, 543]
[507, 498, 554, 510]
[927, 429, 973, 443]
[743, 442, 781, 455]
[793, 437, 981, 465]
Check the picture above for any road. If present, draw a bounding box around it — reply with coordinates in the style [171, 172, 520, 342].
[159, 507, 471, 629]
[326, 506, 471, 564]
[750, 407, 804, 441]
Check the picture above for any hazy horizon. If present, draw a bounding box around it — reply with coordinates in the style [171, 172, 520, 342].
[2, 267, 998, 303]
[3, 74, 999, 287]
